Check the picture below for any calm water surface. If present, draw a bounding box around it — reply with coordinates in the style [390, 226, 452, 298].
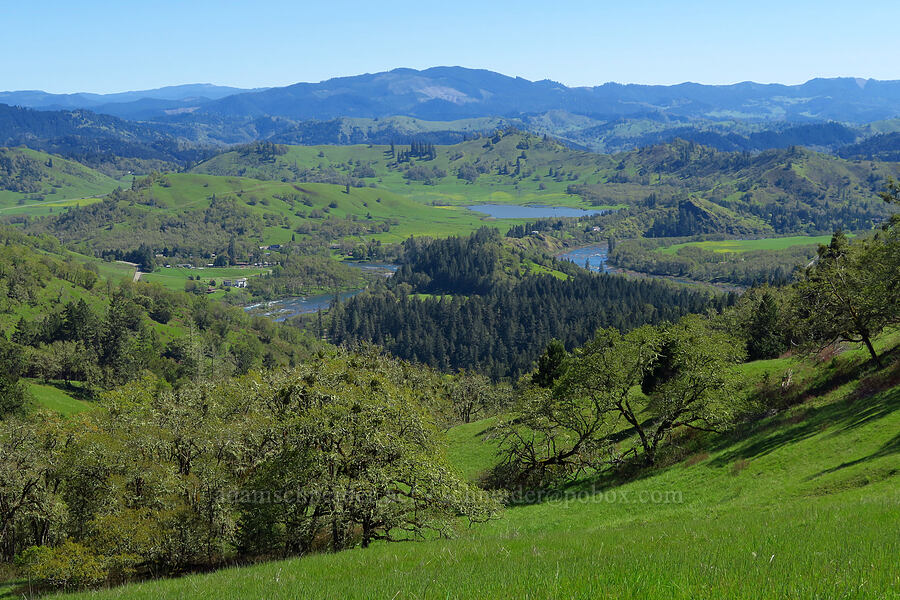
[468, 204, 612, 219]
[557, 243, 613, 273]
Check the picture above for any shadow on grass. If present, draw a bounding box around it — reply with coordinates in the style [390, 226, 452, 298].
[709, 359, 900, 467]
[805, 428, 900, 481]
[0, 580, 27, 600]
[493, 346, 900, 506]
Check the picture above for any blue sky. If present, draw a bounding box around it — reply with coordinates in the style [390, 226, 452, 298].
[2, 0, 897, 93]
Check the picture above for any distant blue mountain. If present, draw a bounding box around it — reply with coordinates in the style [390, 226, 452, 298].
[0, 84, 265, 119]
[6, 68, 900, 124]
[3, 68, 900, 160]
[198, 67, 900, 123]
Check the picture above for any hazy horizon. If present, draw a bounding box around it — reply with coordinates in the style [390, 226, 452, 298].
[3, 68, 897, 97]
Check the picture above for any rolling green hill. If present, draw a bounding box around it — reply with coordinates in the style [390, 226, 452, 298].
[0, 227, 314, 414]
[46, 335, 900, 600]
[0, 147, 123, 216]
[19, 133, 899, 275]
[191, 133, 900, 236]
[22, 172, 532, 263]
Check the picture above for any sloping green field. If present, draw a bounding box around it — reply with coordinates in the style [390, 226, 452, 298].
[113, 174, 532, 244]
[0, 148, 122, 216]
[659, 235, 840, 255]
[190, 135, 615, 209]
[27, 381, 93, 416]
[52, 338, 900, 600]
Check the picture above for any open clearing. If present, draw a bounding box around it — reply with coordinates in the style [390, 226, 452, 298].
[659, 234, 838, 254]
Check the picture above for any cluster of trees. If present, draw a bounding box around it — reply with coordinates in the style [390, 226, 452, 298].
[641, 198, 751, 237]
[493, 316, 745, 485]
[506, 216, 603, 240]
[456, 161, 491, 182]
[329, 229, 727, 379]
[403, 164, 447, 183]
[0, 232, 313, 416]
[392, 140, 437, 162]
[395, 228, 503, 295]
[23, 191, 266, 264]
[608, 238, 820, 287]
[790, 222, 900, 367]
[291, 213, 396, 238]
[0, 352, 498, 590]
[246, 254, 374, 300]
[236, 141, 289, 162]
[0, 149, 45, 193]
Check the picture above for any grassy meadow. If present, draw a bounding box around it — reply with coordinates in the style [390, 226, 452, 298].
[45, 334, 900, 600]
[0, 148, 123, 216]
[27, 381, 93, 416]
[140, 266, 271, 293]
[118, 173, 534, 245]
[659, 235, 840, 255]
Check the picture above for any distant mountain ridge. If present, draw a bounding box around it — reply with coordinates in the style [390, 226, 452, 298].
[196, 68, 900, 123]
[0, 84, 266, 120]
[6, 68, 900, 124]
[4, 68, 900, 166]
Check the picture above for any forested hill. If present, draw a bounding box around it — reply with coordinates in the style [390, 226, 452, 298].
[0, 227, 313, 416]
[0, 103, 208, 173]
[329, 229, 727, 379]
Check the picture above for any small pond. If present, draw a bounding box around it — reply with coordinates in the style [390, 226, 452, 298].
[467, 204, 612, 219]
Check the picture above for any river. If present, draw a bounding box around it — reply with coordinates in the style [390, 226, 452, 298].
[243, 261, 397, 321]
[557, 243, 614, 273]
[557, 243, 741, 292]
[245, 289, 364, 322]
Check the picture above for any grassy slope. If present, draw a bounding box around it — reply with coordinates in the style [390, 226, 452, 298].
[55, 338, 900, 600]
[659, 234, 837, 254]
[112, 173, 531, 244]
[0, 148, 122, 217]
[190, 134, 900, 234]
[190, 134, 615, 209]
[27, 381, 93, 416]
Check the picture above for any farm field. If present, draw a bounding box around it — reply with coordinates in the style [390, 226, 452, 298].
[140, 266, 271, 292]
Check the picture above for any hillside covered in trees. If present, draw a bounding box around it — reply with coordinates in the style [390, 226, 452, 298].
[328, 228, 727, 379]
[0, 227, 314, 417]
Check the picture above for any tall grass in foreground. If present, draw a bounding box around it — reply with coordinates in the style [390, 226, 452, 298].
[49, 361, 899, 600]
